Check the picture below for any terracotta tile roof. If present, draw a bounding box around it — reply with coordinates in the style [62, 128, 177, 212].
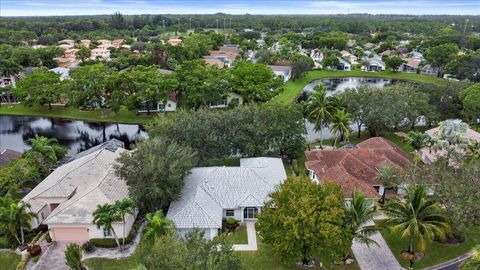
[305, 137, 411, 198]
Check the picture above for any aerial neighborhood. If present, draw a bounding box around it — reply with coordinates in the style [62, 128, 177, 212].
[0, 3, 479, 270]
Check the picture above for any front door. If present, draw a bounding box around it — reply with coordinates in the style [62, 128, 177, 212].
[243, 207, 258, 219]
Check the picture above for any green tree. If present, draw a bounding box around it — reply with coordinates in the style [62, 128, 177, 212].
[25, 135, 66, 174]
[76, 45, 91, 62]
[0, 195, 36, 245]
[460, 245, 480, 270]
[229, 61, 279, 102]
[425, 43, 459, 75]
[110, 12, 126, 29]
[323, 55, 340, 70]
[405, 131, 431, 151]
[385, 56, 406, 71]
[460, 84, 480, 124]
[143, 210, 172, 241]
[113, 198, 135, 249]
[346, 191, 379, 247]
[92, 204, 122, 251]
[0, 158, 40, 196]
[329, 109, 351, 147]
[69, 64, 110, 108]
[291, 54, 314, 80]
[375, 162, 400, 204]
[0, 59, 22, 87]
[306, 85, 333, 148]
[380, 185, 450, 269]
[257, 176, 351, 265]
[64, 243, 84, 270]
[13, 69, 61, 109]
[115, 137, 196, 213]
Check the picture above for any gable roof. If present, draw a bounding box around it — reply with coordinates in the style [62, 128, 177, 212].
[167, 158, 286, 229]
[305, 137, 411, 198]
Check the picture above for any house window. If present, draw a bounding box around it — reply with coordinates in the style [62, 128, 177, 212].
[225, 209, 235, 217]
[167, 103, 171, 107]
[103, 227, 112, 237]
[243, 207, 258, 219]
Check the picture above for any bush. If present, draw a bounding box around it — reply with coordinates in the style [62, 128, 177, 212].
[45, 233, 52, 243]
[225, 218, 239, 232]
[0, 236, 11, 248]
[31, 231, 43, 244]
[16, 254, 29, 270]
[81, 241, 94, 253]
[31, 255, 40, 263]
[65, 244, 83, 270]
[90, 220, 139, 248]
[27, 244, 42, 257]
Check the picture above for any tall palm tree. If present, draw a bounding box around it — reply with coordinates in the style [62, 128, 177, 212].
[114, 198, 135, 249]
[93, 204, 122, 251]
[0, 195, 36, 245]
[375, 162, 400, 204]
[25, 135, 66, 173]
[329, 109, 351, 147]
[405, 131, 430, 151]
[346, 191, 379, 247]
[306, 85, 333, 149]
[380, 185, 450, 269]
[143, 210, 172, 241]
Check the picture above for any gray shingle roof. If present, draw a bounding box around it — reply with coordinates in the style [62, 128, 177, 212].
[167, 157, 286, 229]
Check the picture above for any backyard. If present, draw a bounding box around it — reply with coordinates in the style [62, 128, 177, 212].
[0, 251, 21, 270]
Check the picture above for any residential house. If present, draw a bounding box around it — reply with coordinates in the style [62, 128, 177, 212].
[58, 43, 74, 50]
[401, 58, 420, 73]
[80, 39, 91, 47]
[167, 38, 182, 46]
[209, 92, 244, 109]
[361, 56, 386, 72]
[91, 48, 110, 60]
[0, 149, 22, 168]
[207, 45, 240, 68]
[138, 92, 177, 113]
[340, 50, 357, 65]
[411, 51, 424, 61]
[112, 39, 124, 48]
[347, 39, 357, 47]
[364, 42, 375, 50]
[337, 57, 352, 71]
[49, 67, 70, 81]
[64, 49, 79, 58]
[58, 39, 75, 46]
[380, 50, 394, 57]
[32, 45, 47, 49]
[167, 157, 287, 240]
[22, 139, 137, 242]
[256, 39, 266, 48]
[97, 39, 112, 47]
[305, 137, 412, 201]
[310, 49, 324, 69]
[203, 56, 226, 68]
[419, 126, 480, 164]
[269, 65, 292, 82]
[420, 64, 441, 76]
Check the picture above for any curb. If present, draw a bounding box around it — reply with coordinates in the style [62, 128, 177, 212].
[421, 251, 473, 270]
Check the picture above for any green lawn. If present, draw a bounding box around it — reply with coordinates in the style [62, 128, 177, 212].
[0, 252, 21, 270]
[228, 224, 249, 245]
[0, 104, 154, 124]
[84, 253, 139, 270]
[378, 225, 480, 269]
[272, 70, 445, 105]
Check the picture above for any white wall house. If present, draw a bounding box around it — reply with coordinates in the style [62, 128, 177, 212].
[209, 92, 244, 109]
[167, 158, 287, 240]
[361, 57, 386, 72]
[269, 65, 292, 82]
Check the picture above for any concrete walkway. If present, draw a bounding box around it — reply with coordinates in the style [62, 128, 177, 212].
[351, 220, 405, 270]
[232, 221, 258, 251]
[34, 242, 69, 270]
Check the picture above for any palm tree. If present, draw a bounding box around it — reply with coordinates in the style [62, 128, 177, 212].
[346, 191, 379, 250]
[25, 135, 66, 173]
[405, 131, 430, 151]
[306, 85, 333, 149]
[375, 162, 400, 204]
[329, 109, 351, 147]
[93, 204, 122, 251]
[0, 195, 36, 245]
[380, 185, 450, 269]
[114, 198, 135, 249]
[143, 210, 172, 241]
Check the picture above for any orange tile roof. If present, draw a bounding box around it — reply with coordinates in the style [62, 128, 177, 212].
[305, 137, 412, 198]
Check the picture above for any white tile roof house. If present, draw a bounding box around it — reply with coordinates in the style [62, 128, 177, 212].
[22, 139, 136, 242]
[167, 157, 286, 240]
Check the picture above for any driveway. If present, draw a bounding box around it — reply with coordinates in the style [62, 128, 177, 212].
[34, 242, 69, 270]
[232, 221, 258, 251]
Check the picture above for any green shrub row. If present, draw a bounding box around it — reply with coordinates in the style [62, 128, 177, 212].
[89, 220, 140, 248]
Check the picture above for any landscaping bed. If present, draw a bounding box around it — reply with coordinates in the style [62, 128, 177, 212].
[228, 224, 248, 245]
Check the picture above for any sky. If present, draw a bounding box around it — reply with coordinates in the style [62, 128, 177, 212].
[1, 0, 480, 16]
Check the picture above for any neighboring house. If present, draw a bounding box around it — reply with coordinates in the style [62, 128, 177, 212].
[91, 48, 111, 60]
[53, 56, 79, 69]
[32, 45, 47, 49]
[0, 149, 22, 168]
[159, 69, 173, 75]
[380, 50, 394, 57]
[337, 57, 352, 71]
[97, 39, 112, 47]
[305, 137, 412, 201]
[419, 126, 480, 164]
[21, 139, 136, 242]
[167, 157, 287, 240]
[112, 39, 124, 48]
[207, 45, 240, 68]
[269, 65, 292, 82]
[49, 67, 70, 81]
[401, 58, 420, 73]
[58, 43, 74, 50]
[256, 39, 266, 48]
[64, 49, 79, 58]
[167, 38, 182, 46]
[209, 92, 244, 109]
[420, 64, 441, 76]
[80, 39, 91, 47]
[0, 76, 15, 88]
[310, 49, 324, 68]
[347, 39, 357, 47]
[137, 92, 177, 113]
[58, 39, 74, 46]
[364, 42, 375, 50]
[361, 57, 386, 72]
[340, 50, 357, 64]
[411, 50, 424, 61]
[203, 56, 226, 68]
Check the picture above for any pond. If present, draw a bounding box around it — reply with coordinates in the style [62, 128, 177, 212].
[0, 115, 147, 155]
[301, 77, 399, 143]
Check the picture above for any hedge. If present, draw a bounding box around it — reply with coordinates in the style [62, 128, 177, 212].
[89, 220, 140, 248]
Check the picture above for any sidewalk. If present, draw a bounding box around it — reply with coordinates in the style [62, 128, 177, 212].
[232, 221, 258, 251]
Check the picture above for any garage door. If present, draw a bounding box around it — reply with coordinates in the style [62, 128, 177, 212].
[50, 227, 89, 241]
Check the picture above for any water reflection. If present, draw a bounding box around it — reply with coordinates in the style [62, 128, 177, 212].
[0, 115, 147, 154]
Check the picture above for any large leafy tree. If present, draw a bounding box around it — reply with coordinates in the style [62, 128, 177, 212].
[425, 43, 459, 74]
[291, 54, 314, 80]
[69, 64, 110, 108]
[306, 85, 334, 148]
[460, 83, 480, 124]
[257, 176, 352, 265]
[229, 61, 279, 102]
[0, 158, 41, 196]
[92, 204, 122, 250]
[385, 56, 406, 71]
[76, 45, 91, 62]
[379, 185, 450, 269]
[13, 69, 61, 109]
[115, 137, 197, 213]
[0, 194, 36, 245]
[0, 59, 22, 87]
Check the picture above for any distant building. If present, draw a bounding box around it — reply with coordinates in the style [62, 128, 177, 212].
[209, 92, 244, 109]
[91, 48, 110, 60]
[269, 65, 292, 82]
[203, 56, 225, 68]
[112, 39, 124, 48]
[420, 64, 441, 76]
[138, 92, 178, 113]
[79, 39, 91, 47]
[337, 57, 352, 71]
[167, 38, 182, 46]
[401, 58, 420, 73]
[206, 45, 240, 68]
[361, 57, 386, 72]
[49, 67, 70, 81]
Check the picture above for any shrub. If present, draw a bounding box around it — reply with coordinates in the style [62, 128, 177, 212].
[0, 236, 11, 248]
[31, 231, 43, 244]
[45, 233, 52, 243]
[225, 218, 239, 232]
[16, 254, 30, 270]
[65, 243, 83, 270]
[31, 255, 40, 263]
[90, 219, 139, 248]
[27, 244, 42, 257]
[81, 241, 94, 253]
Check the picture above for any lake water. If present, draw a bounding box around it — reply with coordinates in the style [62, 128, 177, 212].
[301, 77, 398, 143]
[0, 115, 147, 155]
